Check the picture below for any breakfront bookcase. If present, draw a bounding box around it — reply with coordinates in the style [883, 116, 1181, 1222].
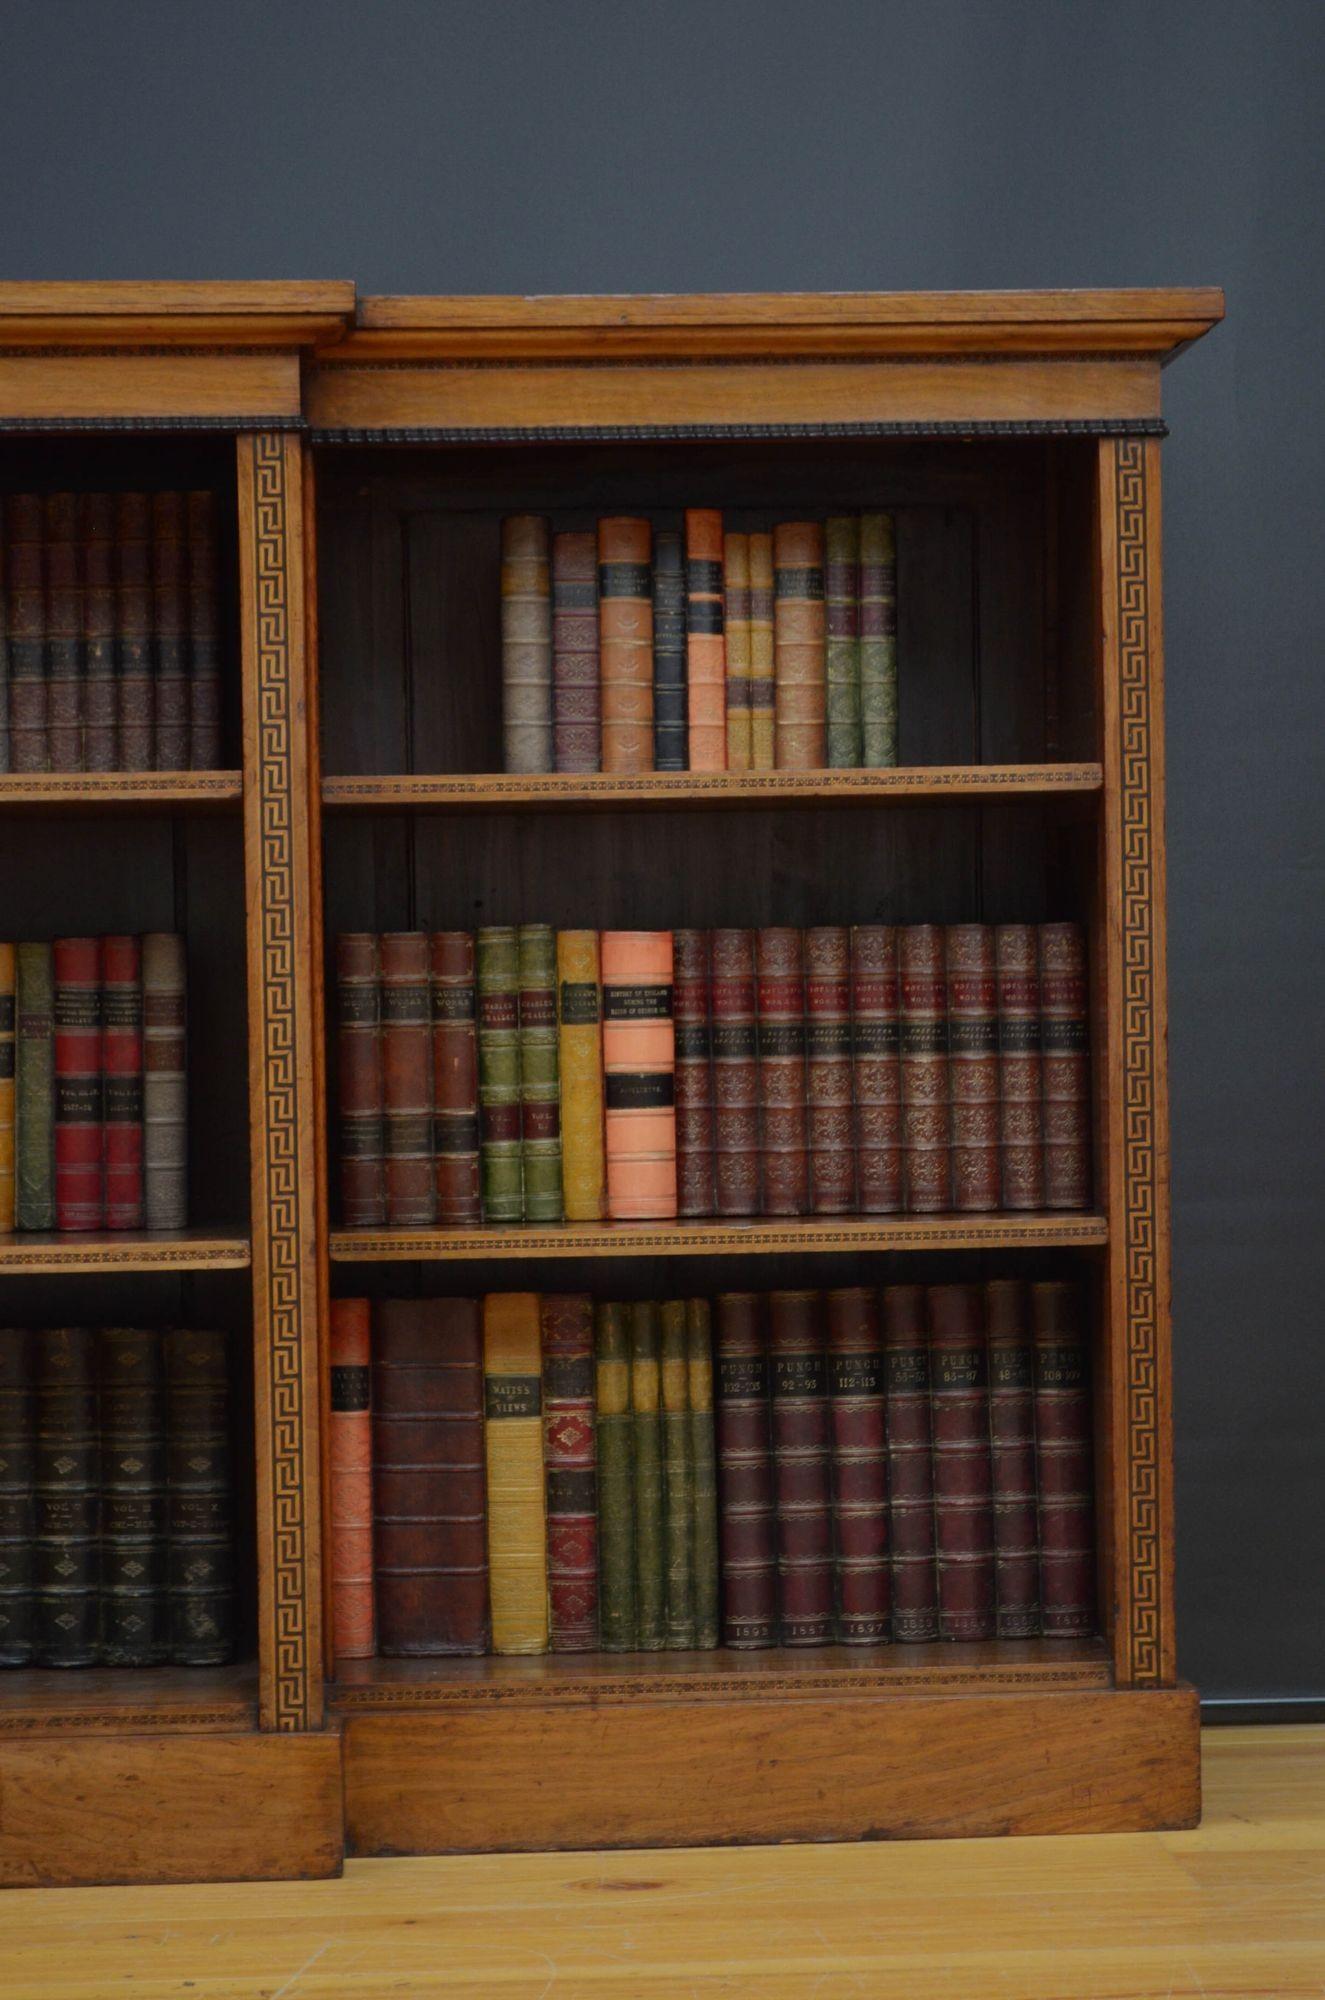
[0, 282, 1221, 1885]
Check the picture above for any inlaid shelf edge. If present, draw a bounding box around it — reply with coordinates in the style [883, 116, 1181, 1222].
[0, 1663, 258, 1736]
[0, 1229, 251, 1273]
[0, 771, 243, 812]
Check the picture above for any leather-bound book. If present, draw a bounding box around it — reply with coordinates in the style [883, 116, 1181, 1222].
[551, 530, 601, 773]
[142, 932, 188, 1231]
[431, 931, 480, 1227]
[99, 1327, 167, 1667]
[484, 1293, 548, 1653]
[1039, 923, 1092, 1209]
[714, 1292, 776, 1647]
[594, 1301, 635, 1650]
[53, 937, 103, 1233]
[995, 924, 1045, 1210]
[826, 1287, 889, 1643]
[0, 944, 15, 1233]
[82, 494, 118, 773]
[0, 532, 7, 772]
[0, 1328, 34, 1664]
[373, 1298, 488, 1656]
[556, 929, 605, 1222]
[985, 1279, 1040, 1639]
[929, 1283, 995, 1642]
[756, 926, 808, 1216]
[164, 1327, 234, 1664]
[673, 928, 715, 1219]
[773, 521, 826, 770]
[186, 490, 222, 770]
[16, 943, 55, 1232]
[858, 513, 898, 767]
[336, 933, 386, 1229]
[501, 515, 553, 773]
[116, 492, 154, 771]
[651, 529, 687, 772]
[660, 1300, 695, 1647]
[882, 1285, 937, 1641]
[380, 931, 434, 1229]
[34, 1327, 99, 1666]
[710, 928, 760, 1217]
[328, 1298, 375, 1660]
[825, 516, 862, 768]
[477, 926, 523, 1223]
[946, 924, 999, 1212]
[45, 494, 82, 773]
[152, 491, 189, 770]
[601, 930, 676, 1221]
[7, 495, 48, 773]
[517, 924, 562, 1222]
[540, 1293, 598, 1652]
[630, 1299, 665, 1650]
[687, 1298, 720, 1649]
[747, 531, 776, 770]
[768, 1290, 833, 1645]
[723, 531, 752, 770]
[684, 508, 727, 771]
[899, 925, 951, 1213]
[850, 925, 902, 1214]
[805, 926, 854, 1215]
[1032, 1281, 1095, 1636]
[598, 517, 653, 773]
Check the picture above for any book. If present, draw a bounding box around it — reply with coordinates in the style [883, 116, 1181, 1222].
[629, 1300, 665, 1650]
[805, 926, 854, 1214]
[34, 1326, 99, 1666]
[858, 513, 898, 767]
[116, 493, 154, 771]
[824, 516, 862, 767]
[0, 528, 7, 772]
[850, 925, 902, 1214]
[540, 1293, 598, 1652]
[660, 1300, 695, 1648]
[142, 932, 187, 1231]
[723, 531, 752, 771]
[152, 491, 189, 770]
[687, 1297, 720, 1649]
[601, 930, 676, 1221]
[985, 1278, 1041, 1639]
[517, 923, 562, 1222]
[714, 1292, 776, 1646]
[1031, 1281, 1094, 1636]
[684, 508, 726, 771]
[477, 927, 523, 1223]
[483, 1293, 548, 1654]
[45, 493, 82, 773]
[551, 530, 601, 773]
[379, 932, 434, 1229]
[98, 1326, 167, 1667]
[556, 929, 605, 1222]
[756, 927, 808, 1216]
[15, 943, 55, 1233]
[594, 1301, 635, 1650]
[336, 933, 386, 1229]
[946, 924, 999, 1212]
[1039, 924, 1091, 1209]
[826, 1287, 889, 1643]
[598, 517, 653, 773]
[651, 529, 687, 771]
[164, 1327, 233, 1665]
[0, 943, 14, 1233]
[328, 1297, 375, 1660]
[0, 1328, 34, 1663]
[710, 927, 760, 1218]
[7, 495, 47, 773]
[373, 1298, 488, 1656]
[882, 1285, 938, 1641]
[768, 1290, 833, 1645]
[899, 924, 951, 1213]
[53, 937, 103, 1232]
[673, 928, 715, 1219]
[773, 521, 826, 770]
[747, 531, 776, 770]
[81, 494, 118, 772]
[186, 490, 222, 770]
[101, 935, 144, 1230]
[995, 924, 1045, 1209]
[431, 932, 481, 1227]
[929, 1283, 996, 1642]
[501, 515, 553, 772]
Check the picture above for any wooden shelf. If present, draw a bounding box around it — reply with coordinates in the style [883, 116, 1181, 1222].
[0, 1662, 257, 1736]
[0, 1229, 250, 1274]
[0, 772, 243, 813]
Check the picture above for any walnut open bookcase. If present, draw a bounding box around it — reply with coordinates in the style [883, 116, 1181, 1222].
[0, 281, 1221, 1885]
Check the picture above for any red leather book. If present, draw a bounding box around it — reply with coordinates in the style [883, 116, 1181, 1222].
[380, 932, 435, 1228]
[768, 1291, 833, 1644]
[673, 928, 715, 1218]
[995, 924, 1045, 1210]
[372, 1297, 489, 1655]
[713, 1292, 776, 1647]
[329, 1297, 375, 1660]
[540, 1293, 598, 1651]
[882, 1284, 937, 1641]
[899, 925, 951, 1213]
[53, 937, 103, 1232]
[81, 494, 118, 773]
[336, 933, 386, 1229]
[44, 494, 82, 774]
[850, 924, 902, 1213]
[710, 928, 759, 1218]
[756, 927, 808, 1216]
[601, 931, 676, 1221]
[186, 490, 222, 770]
[431, 931, 480, 1227]
[946, 924, 1000, 1212]
[1032, 1281, 1095, 1636]
[598, 517, 653, 774]
[929, 1283, 995, 1642]
[152, 491, 189, 770]
[101, 934, 144, 1230]
[1039, 923, 1091, 1209]
[551, 530, 601, 773]
[116, 492, 154, 771]
[6, 494, 48, 774]
[805, 926, 854, 1214]
[826, 1287, 889, 1643]
[985, 1279, 1040, 1638]
[684, 508, 727, 771]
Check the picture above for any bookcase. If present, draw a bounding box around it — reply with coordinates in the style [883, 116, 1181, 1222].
[0, 282, 1221, 1884]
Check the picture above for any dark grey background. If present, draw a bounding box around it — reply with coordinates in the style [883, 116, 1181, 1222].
[1, 0, 1320, 1702]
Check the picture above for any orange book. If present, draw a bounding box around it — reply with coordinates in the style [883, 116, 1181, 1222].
[773, 521, 827, 769]
[601, 931, 676, 1220]
[598, 517, 654, 772]
[329, 1298, 375, 1660]
[685, 509, 727, 770]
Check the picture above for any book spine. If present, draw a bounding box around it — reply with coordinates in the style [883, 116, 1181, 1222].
[551, 529, 601, 773]
[53, 936, 103, 1232]
[380, 931, 435, 1228]
[99, 1326, 168, 1667]
[477, 926, 523, 1222]
[165, 1327, 234, 1664]
[630, 1299, 665, 1650]
[517, 923, 563, 1222]
[756, 926, 808, 1216]
[946, 924, 1000, 1212]
[899, 924, 951, 1214]
[501, 515, 553, 772]
[540, 1293, 598, 1652]
[82, 493, 118, 772]
[673, 928, 715, 1219]
[45, 493, 82, 773]
[483, 1292, 548, 1654]
[1032, 1281, 1095, 1636]
[714, 1292, 776, 1647]
[431, 931, 481, 1227]
[995, 923, 1045, 1209]
[329, 1298, 375, 1660]
[601, 930, 676, 1221]
[651, 528, 687, 771]
[142, 931, 187, 1230]
[850, 924, 902, 1214]
[660, 1300, 695, 1647]
[0, 524, 8, 772]
[723, 531, 752, 771]
[336, 933, 386, 1229]
[0, 942, 14, 1233]
[747, 531, 776, 770]
[594, 1301, 635, 1650]
[773, 521, 826, 770]
[16, 942, 55, 1232]
[858, 513, 898, 767]
[929, 1283, 996, 1642]
[598, 516, 654, 773]
[710, 927, 760, 1218]
[685, 508, 727, 771]
[824, 515, 862, 767]
[768, 1290, 833, 1645]
[152, 491, 189, 770]
[7, 495, 48, 773]
[827, 1287, 889, 1642]
[0, 1329, 34, 1663]
[882, 1285, 938, 1641]
[1039, 923, 1092, 1209]
[186, 489, 222, 769]
[556, 929, 605, 1222]
[116, 492, 154, 770]
[35, 1327, 99, 1666]
[687, 1298, 720, 1649]
[805, 925, 854, 1215]
[986, 1278, 1041, 1639]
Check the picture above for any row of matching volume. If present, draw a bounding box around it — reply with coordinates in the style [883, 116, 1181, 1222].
[0, 1326, 233, 1667]
[0, 935, 187, 1234]
[503, 511, 897, 775]
[0, 491, 222, 774]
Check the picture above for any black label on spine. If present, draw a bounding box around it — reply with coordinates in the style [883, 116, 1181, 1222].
[991, 1348, 1033, 1391]
[712, 1024, 757, 1060]
[1034, 1343, 1087, 1390]
[674, 1024, 711, 1062]
[331, 1364, 371, 1413]
[885, 1347, 929, 1393]
[686, 559, 724, 594]
[381, 986, 430, 1026]
[433, 1113, 479, 1153]
[999, 1019, 1041, 1054]
[949, 1020, 999, 1054]
[339, 986, 380, 1026]
[603, 984, 672, 1021]
[432, 985, 475, 1022]
[758, 1023, 805, 1058]
[900, 1021, 948, 1056]
[599, 562, 652, 597]
[852, 1020, 900, 1056]
[544, 1353, 594, 1402]
[485, 1374, 542, 1420]
[830, 1353, 883, 1396]
[717, 1355, 767, 1401]
[685, 600, 724, 635]
[933, 1346, 986, 1390]
[772, 1352, 826, 1397]
[545, 1465, 597, 1515]
[605, 1072, 674, 1111]
[559, 980, 600, 1026]
[1041, 1019, 1089, 1054]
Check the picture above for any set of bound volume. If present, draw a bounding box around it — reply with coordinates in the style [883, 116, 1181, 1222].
[335, 920, 1089, 1229]
[501, 510, 898, 775]
[0, 1326, 233, 1667]
[1, 491, 222, 774]
[0, 933, 187, 1235]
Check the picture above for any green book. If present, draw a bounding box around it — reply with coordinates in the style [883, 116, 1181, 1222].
[476, 926, 523, 1222]
[660, 1301, 695, 1649]
[825, 516, 862, 768]
[516, 924, 562, 1222]
[629, 1300, 665, 1651]
[859, 513, 898, 768]
[15, 943, 54, 1232]
[687, 1298, 720, 1650]
[595, 1302, 635, 1650]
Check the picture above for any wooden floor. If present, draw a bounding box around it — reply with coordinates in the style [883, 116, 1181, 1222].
[1, 1725, 1321, 1998]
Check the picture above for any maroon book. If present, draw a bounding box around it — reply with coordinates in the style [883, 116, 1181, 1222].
[152, 491, 189, 771]
[431, 931, 481, 1227]
[673, 928, 716, 1218]
[380, 932, 435, 1228]
[986, 1279, 1040, 1638]
[186, 490, 222, 770]
[882, 1285, 937, 1640]
[768, 1290, 833, 1645]
[7, 494, 48, 774]
[53, 937, 103, 1232]
[1039, 924, 1091, 1209]
[1032, 1281, 1095, 1636]
[756, 928, 808, 1216]
[946, 924, 999, 1212]
[540, 1294, 598, 1651]
[899, 925, 951, 1213]
[713, 1292, 776, 1647]
[551, 530, 601, 772]
[805, 926, 854, 1214]
[929, 1284, 995, 1642]
[710, 929, 760, 1218]
[101, 935, 144, 1230]
[850, 924, 902, 1213]
[826, 1287, 889, 1643]
[116, 492, 154, 771]
[995, 924, 1045, 1209]
[82, 493, 118, 773]
[336, 933, 386, 1229]
[44, 494, 82, 774]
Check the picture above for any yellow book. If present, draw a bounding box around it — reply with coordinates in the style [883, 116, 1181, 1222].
[483, 1292, 549, 1654]
[556, 930, 605, 1221]
[0, 943, 13, 1233]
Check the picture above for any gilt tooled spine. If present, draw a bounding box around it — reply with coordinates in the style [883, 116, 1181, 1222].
[0, 1329, 35, 1664]
[82, 494, 118, 772]
[723, 531, 752, 771]
[53, 937, 103, 1233]
[336, 933, 386, 1229]
[551, 530, 601, 774]
[673, 928, 715, 1219]
[773, 521, 826, 770]
[165, 1327, 234, 1665]
[710, 928, 760, 1218]
[477, 927, 523, 1223]
[501, 515, 553, 773]
[986, 1279, 1041, 1639]
[517, 924, 562, 1222]
[685, 508, 726, 772]
[747, 532, 776, 771]
[380, 932, 435, 1228]
[598, 517, 653, 774]
[929, 1283, 996, 1643]
[946, 924, 1000, 1212]
[899, 925, 951, 1214]
[431, 931, 480, 1227]
[630, 1300, 665, 1651]
[186, 490, 222, 770]
[601, 931, 676, 1221]
[35, 1327, 99, 1666]
[116, 492, 154, 771]
[99, 1327, 168, 1667]
[329, 1298, 375, 1660]
[1039, 924, 1091, 1209]
[484, 1293, 548, 1654]
[557, 930, 605, 1223]
[1032, 1281, 1095, 1637]
[768, 1290, 833, 1646]
[687, 1297, 720, 1649]
[824, 515, 862, 768]
[152, 491, 189, 770]
[142, 931, 187, 1231]
[756, 927, 808, 1217]
[660, 1300, 695, 1648]
[851, 925, 902, 1214]
[882, 1285, 937, 1641]
[541, 1293, 598, 1653]
[805, 926, 854, 1215]
[594, 1301, 635, 1650]
[16, 942, 55, 1233]
[0, 945, 12, 1235]
[45, 494, 82, 773]
[651, 529, 687, 772]
[7, 495, 48, 774]
[714, 1292, 776, 1648]
[826, 1287, 889, 1643]
[995, 924, 1045, 1210]
[858, 513, 898, 768]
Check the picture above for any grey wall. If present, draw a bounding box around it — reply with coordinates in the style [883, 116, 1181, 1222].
[2, 0, 1320, 1701]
